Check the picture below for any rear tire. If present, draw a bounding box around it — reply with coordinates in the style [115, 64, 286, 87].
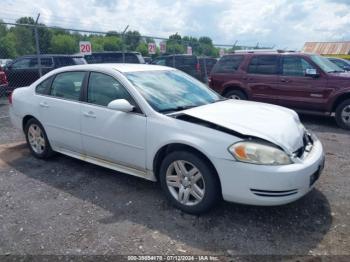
[159, 151, 221, 214]
[24, 118, 55, 159]
[224, 89, 247, 100]
[335, 99, 350, 130]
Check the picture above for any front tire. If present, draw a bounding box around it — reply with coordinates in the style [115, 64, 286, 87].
[159, 151, 221, 214]
[335, 99, 350, 130]
[25, 118, 55, 159]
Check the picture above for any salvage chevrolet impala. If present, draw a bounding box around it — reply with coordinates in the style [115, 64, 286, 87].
[9, 64, 325, 214]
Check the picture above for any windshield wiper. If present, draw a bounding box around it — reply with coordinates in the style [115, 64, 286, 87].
[328, 70, 345, 73]
[159, 105, 198, 113]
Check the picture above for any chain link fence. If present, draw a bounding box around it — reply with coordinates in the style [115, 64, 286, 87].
[0, 21, 274, 96]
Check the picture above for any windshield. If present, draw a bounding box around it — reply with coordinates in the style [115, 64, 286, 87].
[126, 70, 221, 112]
[311, 55, 344, 73]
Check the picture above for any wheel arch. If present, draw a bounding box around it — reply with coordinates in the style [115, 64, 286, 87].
[332, 93, 350, 112]
[22, 115, 38, 131]
[152, 143, 222, 191]
[222, 84, 248, 98]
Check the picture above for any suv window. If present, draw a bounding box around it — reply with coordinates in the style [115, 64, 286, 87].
[213, 55, 243, 73]
[87, 72, 135, 107]
[125, 53, 139, 63]
[11, 58, 32, 69]
[282, 56, 315, 76]
[248, 55, 278, 75]
[36, 76, 53, 95]
[152, 57, 166, 66]
[54, 57, 76, 67]
[50, 72, 85, 101]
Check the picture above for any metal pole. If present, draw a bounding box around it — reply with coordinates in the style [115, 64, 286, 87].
[121, 25, 129, 63]
[203, 57, 208, 85]
[34, 13, 42, 77]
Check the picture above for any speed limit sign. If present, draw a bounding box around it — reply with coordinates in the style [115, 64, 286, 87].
[79, 41, 92, 55]
[148, 43, 156, 54]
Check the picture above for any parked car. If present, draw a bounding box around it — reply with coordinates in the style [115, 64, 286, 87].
[84, 52, 145, 64]
[4, 54, 86, 90]
[198, 57, 217, 82]
[327, 57, 350, 71]
[0, 59, 12, 68]
[143, 56, 152, 64]
[0, 70, 8, 96]
[151, 54, 202, 81]
[9, 64, 325, 214]
[209, 50, 350, 129]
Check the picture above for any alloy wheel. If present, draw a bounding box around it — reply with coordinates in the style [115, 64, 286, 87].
[28, 124, 46, 154]
[166, 160, 205, 206]
[341, 105, 350, 124]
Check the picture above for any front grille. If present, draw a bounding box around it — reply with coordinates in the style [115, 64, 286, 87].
[250, 188, 298, 197]
[294, 132, 314, 159]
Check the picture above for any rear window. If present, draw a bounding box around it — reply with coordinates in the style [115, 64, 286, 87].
[54, 57, 83, 67]
[212, 55, 243, 73]
[125, 53, 140, 63]
[175, 56, 197, 66]
[247, 55, 278, 75]
[36, 76, 53, 95]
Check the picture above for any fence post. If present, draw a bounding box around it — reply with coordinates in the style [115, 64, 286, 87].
[121, 25, 129, 63]
[34, 14, 42, 77]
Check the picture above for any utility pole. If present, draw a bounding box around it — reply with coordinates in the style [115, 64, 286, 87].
[121, 25, 129, 63]
[34, 13, 42, 77]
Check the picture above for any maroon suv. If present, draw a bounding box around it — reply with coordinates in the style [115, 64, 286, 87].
[209, 51, 350, 129]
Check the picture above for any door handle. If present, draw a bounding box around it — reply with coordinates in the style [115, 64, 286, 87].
[280, 78, 290, 83]
[39, 102, 49, 108]
[83, 111, 96, 118]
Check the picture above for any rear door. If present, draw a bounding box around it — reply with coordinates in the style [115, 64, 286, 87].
[277, 55, 328, 111]
[38, 71, 87, 153]
[245, 55, 280, 104]
[209, 55, 244, 93]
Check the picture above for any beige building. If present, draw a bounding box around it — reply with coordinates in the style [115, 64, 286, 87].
[302, 41, 350, 55]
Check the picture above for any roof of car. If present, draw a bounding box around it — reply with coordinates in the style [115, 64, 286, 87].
[55, 63, 175, 73]
[18, 54, 84, 58]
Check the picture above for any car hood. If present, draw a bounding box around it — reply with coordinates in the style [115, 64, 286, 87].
[181, 100, 305, 154]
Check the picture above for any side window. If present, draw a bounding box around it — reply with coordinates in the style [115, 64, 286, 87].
[36, 76, 53, 95]
[12, 58, 32, 69]
[50, 72, 85, 101]
[248, 55, 278, 75]
[87, 72, 135, 107]
[125, 54, 139, 63]
[282, 57, 315, 76]
[213, 55, 243, 73]
[153, 58, 166, 66]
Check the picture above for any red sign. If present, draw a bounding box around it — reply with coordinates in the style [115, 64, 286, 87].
[160, 42, 166, 54]
[148, 43, 156, 54]
[219, 48, 225, 57]
[79, 41, 92, 55]
[187, 46, 192, 55]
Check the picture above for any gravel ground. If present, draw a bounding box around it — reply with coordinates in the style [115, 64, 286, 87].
[0, 96, 349, 260]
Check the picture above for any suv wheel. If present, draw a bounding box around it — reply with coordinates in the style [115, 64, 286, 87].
[25, 118, 55, 159]
[159, 151, 220, 214]
[335, 99, 350, 130]
[224, 90, 247, 100]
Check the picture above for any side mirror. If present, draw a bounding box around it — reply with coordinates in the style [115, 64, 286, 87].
[305, 68, 319, 77]
[107, 99, 134, 113]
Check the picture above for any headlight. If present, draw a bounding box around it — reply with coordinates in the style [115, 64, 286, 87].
[228, 141, 292, 165]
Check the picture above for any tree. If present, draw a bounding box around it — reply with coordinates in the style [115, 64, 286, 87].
[136, 42, 148, 56]
[124, 30, 141, 50]
[0, 20, 7, 37]
[0, 33, 17, 58]
[50, 34, 77, 54]
[103, 36, 122, 51]
[166, 33, 185, 54]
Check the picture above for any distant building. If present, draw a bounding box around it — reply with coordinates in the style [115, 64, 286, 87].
[302, 41, 350, 55]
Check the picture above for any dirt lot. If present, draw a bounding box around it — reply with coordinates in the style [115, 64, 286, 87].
[0, 97, 349, 260]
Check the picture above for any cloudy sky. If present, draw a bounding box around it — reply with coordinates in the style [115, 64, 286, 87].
[1, 0, 350, 49]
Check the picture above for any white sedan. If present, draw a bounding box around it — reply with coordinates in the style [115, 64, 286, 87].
[9, 64, 325, 214]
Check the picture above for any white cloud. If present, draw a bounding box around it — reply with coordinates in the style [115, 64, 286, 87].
[1, 0, 350, 49]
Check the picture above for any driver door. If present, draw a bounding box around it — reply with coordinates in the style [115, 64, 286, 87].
[80, 72, 147, 171]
